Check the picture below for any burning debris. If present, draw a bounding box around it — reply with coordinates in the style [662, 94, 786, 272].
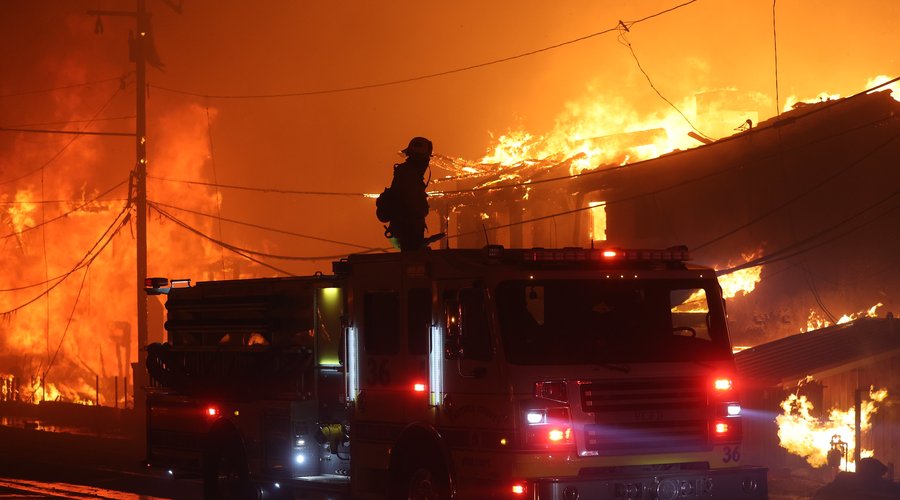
[802, 303, 884, 333]
[776, 379, 888, 472]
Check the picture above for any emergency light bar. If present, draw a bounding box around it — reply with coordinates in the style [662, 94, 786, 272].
[145, 277, 169, 295]
[144, 277, 191, 295]
[523, 246, 690, 263]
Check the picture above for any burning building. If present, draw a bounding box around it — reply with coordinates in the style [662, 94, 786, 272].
[735, 317, 898, 476]
[429, 86, 900, 348]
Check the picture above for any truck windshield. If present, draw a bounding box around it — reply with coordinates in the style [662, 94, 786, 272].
[496, 279, 733, 365]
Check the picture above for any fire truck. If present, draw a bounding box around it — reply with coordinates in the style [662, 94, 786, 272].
[144, 245, 767, 499]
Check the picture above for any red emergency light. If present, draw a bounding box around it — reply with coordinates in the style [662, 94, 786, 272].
[511, 482, 527, 495]
[714, 377, 733, 391]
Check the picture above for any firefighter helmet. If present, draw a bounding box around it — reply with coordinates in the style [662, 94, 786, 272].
[401, 136, 433, 158]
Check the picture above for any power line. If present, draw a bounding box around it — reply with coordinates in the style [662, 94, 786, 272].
[0, 197, 128, 206]
[0, 75, 125, 99]
[205, 100, 227, 276]
[447, 127, 900, 247]
[150, 204, 298, 275]
[617, 29, 713, 141]
[145, 111, 897, 260]
[152, 129, 897, 273]
[148, 175, 370, 197]
[0, 127, 135, 137]
[0, 85, 129, 187]
[716, 190, 899, 276]
[150, 0, 698, 100]
[0, 180, 129, 241]
[43, 264, 91, 382]
[150, 203, 388, 266]
[148, 200, 380, 250]
[0, 115, 135, 129]
[141, 80, 898, 266]
[0, 202, 131, 316]
[692, 131, 900, 252]
[149, 77, 898, 202]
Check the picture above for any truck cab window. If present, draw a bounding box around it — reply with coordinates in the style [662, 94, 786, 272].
[364, 291, 400, 355]
[669, 288, 713, 341]
[407, 288, 431, 355]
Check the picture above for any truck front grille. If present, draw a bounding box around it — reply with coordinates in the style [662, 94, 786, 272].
[579, 377, 708, 454]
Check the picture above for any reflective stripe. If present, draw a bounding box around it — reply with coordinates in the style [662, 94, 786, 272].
[346, 326, 359, 401]
[430, 325, 443, 406]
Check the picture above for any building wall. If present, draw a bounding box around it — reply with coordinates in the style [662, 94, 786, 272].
[741, 354, 900, 480]
[820, 358, 900, 477]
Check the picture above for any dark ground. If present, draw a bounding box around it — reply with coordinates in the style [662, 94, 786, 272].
[0, 402, 201, 499]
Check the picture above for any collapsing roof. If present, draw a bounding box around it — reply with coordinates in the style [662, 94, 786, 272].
[735, 317, 899, 387]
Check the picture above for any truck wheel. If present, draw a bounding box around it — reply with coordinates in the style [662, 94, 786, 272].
[203, 439, 255, 500]
[401, 459, 451, 500]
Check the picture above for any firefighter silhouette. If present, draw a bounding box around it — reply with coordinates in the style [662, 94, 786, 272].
[376, 137, 444, 251]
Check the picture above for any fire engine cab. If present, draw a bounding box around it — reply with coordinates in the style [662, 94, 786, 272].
[144, 245, 767, 499]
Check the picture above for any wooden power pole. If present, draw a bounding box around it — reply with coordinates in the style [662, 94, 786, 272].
[88, 0, 151, 419]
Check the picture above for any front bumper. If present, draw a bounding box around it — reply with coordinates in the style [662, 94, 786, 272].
[531, 466, 767, 500]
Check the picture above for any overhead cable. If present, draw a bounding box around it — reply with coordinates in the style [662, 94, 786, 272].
[716, 191, 899, 276]
[0, 179, 129, 241]
[692, 131, 900, 252]
[0, 115, 135, 129]
[447, 129, 900, 248]
[0, 75, 125, 99]
[149, 199, 380, 250]
[0, 84, 129, 187]
[150, 203, 377, 269]
[0, 203, 131, 315]
[616, 29, 714, 141]
[149, 80, 897, 201]
[148, 175, 369, 197]
[0, 127, 135, 137]
[150, 0, 698, 100]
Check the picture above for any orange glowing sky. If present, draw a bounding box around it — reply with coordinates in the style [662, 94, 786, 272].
[2, 1, 898, 272]
[0, 1, 898, 399]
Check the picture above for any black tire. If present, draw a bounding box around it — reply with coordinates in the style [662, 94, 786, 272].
[203, 436, 255, 500]
[396, 456, 452, 500]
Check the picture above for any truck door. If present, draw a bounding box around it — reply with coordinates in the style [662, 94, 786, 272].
[438, 281, 505, 437]
[347, 258, 434, 495]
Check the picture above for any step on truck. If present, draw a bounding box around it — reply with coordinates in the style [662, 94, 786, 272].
[144, 245, 768, 499]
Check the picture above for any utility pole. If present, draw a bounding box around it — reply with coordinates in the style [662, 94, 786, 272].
[88, 0, 151, 423]
[134, 0, 150, 415]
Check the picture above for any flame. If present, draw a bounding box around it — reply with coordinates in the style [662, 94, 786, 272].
[247, 332, 269, 346]
[777, 379, 888, 471]
[477, 87, 775, 177]
[801, 303, 883, 333]
[3, 189, 39, 235]
[865, 75, 900, 101]
[0, 73, 233, 406]
[588, 201, 607, 242]
[715, 249, 763, 300]
[783, 92, 842, 112]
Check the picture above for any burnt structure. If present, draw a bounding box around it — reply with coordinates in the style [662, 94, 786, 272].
[735, 317, 900, 476]
[430, 90, 900, 347]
